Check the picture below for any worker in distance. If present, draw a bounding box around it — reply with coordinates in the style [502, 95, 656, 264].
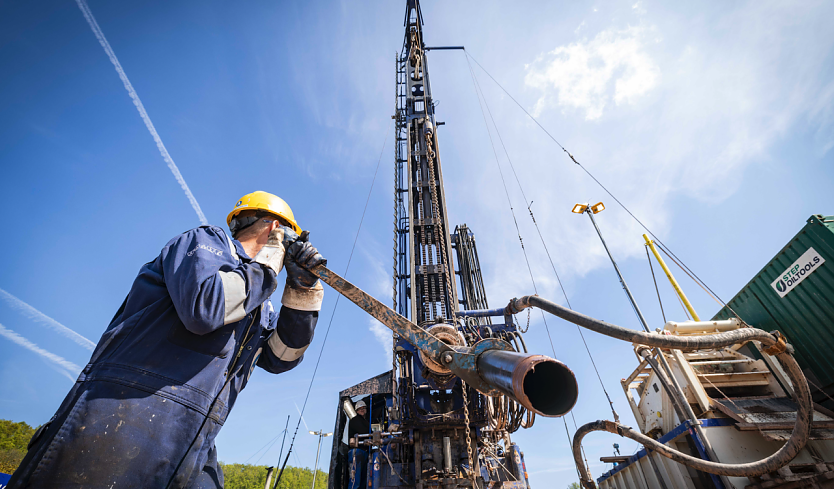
[9, 191, 326, 489]
[347, 400, 371, 489]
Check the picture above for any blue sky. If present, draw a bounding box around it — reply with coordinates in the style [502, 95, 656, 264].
[1, 0, 832, 487]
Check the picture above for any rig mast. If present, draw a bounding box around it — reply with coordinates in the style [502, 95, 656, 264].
[394, 0, 458, 325]
[326, 2, 555, 488]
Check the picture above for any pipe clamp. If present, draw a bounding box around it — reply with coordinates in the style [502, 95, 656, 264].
[763, 331, 788, 355]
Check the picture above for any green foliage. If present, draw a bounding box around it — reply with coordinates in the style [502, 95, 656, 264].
[567, 483, 581, 489]
[0, 419, 331, 486]
[0, 419, 36, 451]
[0, 448, 26, 475]
[219, 462, 327, 489]
[0, 419, 38, 474]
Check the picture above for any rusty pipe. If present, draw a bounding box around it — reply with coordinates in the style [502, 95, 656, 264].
[308, 265, 578, 417]
[476, 350, 578, 417]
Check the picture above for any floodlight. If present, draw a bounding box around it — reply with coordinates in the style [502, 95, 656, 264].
[590, 202, 605, 214]
[571, 204, 588, 214]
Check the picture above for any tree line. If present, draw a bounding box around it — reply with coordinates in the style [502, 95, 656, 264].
[220, 463, 327, 489]
[1, 419, 326, 489]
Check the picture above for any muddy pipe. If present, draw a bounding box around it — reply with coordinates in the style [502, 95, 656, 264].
[307, 265, 578, 417]
[476, 350, 578, 417]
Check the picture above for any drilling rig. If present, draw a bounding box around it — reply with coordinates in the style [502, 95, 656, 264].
[314, 2, 832, 489]
[325, 1, 577, 488]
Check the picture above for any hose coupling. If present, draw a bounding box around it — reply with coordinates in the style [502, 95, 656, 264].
[763, 330, 788, 355]
[506, 296, 534, 315]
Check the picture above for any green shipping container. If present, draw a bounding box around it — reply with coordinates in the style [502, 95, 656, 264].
[712, 214, 834, 411]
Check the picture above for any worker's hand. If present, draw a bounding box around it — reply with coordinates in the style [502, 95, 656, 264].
[285, 231, 326, 288]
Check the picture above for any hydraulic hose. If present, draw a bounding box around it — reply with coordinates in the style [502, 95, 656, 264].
[506, 295, 812, 487]
[573, 354, 812, 487]
[508, 295, 791, 353]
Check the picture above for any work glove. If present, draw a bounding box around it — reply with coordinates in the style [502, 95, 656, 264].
[280, 225, 300, 251]
[285, 231, 327, 289]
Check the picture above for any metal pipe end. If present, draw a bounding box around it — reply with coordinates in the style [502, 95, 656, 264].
[513, 355, 578, 417]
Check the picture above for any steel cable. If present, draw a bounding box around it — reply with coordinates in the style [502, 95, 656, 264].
[464, 52, 619, 425]
[505, 294, 811, 485]
[645, 246, 667, 323]
[463, 50, 747, 323]
[572, 352, 812, 486]
[272, 119, 392, 488]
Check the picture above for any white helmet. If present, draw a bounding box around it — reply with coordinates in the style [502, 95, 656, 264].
[355, 401, 367, 410]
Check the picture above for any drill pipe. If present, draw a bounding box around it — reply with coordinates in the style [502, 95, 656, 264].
[308, 264, 578, 417]
[477, 350, 578, 417]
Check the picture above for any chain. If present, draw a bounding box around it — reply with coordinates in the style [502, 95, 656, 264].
[392, 57, 403, 404]
[424, 127, 456, 323]
[416, 178, 432, 322]
[393, 55, 402, 316]
[414, 38, 472, 487]
[461, 380, 477, 487]
[425, 155, 444, 320]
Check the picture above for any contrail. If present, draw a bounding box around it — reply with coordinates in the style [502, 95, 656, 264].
[0, 323, 82, 383]
[293, 401, 310, 431]
[74, 0, 208, 225]
[0, 288, 95, 351]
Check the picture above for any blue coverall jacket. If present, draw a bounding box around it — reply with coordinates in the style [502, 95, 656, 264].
[9, 225, 320, 488]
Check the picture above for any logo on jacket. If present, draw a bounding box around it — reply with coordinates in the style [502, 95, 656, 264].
[186, 244, 224, 257]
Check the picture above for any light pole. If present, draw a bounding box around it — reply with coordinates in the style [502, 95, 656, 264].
[572, 202, 730, 488]
[571, 202, 651, 333]
[308, 430, 332, 489]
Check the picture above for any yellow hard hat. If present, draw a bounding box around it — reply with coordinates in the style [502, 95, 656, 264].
[227, 191, 302, 235]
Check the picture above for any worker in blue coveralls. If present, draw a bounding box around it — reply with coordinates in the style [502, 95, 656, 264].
[9, 191, 326, 489]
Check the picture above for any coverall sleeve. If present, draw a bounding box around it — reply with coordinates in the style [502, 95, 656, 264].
[161, 226, 280, 335]
[258, 302, 318, 374]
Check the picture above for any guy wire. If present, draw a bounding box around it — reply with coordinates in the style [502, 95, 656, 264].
[463, 51, 556, 357]
[463, 50, 745, 322]
[466, 52, 612, 479]
[465, 52, 618, 421]
[272, 119, 392, 488]
[646, 246, 667, 323]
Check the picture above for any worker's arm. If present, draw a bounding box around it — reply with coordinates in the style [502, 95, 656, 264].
[257, 301, 319, 374]
[258, 231, 326, 372]
[161, 225, 281, 335]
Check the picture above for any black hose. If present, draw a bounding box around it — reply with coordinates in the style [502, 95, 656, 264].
[573, 354, 811, 487]
[509, 295, 791, 353]
[506, 295, 812, 486]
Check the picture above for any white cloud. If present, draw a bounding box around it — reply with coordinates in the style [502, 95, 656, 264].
[809, 80, 834, 156]
[359, 244, 396, 365]
[632, 2, 646, 15]
[469, 1, 834, 290]
[525, 25, 660, 120]
[368, 319, 393, 365]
